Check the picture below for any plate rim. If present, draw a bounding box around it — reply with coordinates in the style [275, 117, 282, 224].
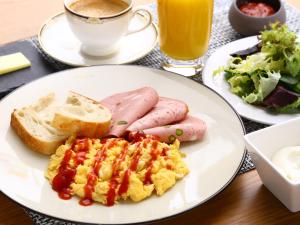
[38, 12, 159, 67]
[0, 65, 246, 224]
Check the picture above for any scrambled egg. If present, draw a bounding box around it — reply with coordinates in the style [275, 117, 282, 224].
[45, 135, 189, 206]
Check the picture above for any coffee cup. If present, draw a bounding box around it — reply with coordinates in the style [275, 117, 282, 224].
[64, 0, 153, 56]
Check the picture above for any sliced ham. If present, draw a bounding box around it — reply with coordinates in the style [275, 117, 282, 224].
[126, 97, 188, 132]
[141, 115, 206, 143]
[101, 87, 159, 137]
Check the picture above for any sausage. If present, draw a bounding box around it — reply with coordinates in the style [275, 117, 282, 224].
[141, 115, 206, 143]
[101, 87, 159, 137]
[126, 97, 188, 132]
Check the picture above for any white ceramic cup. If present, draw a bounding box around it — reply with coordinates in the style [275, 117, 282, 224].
[64, 0, 153, 56]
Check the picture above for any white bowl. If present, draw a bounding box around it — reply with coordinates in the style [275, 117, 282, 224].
[244, 117, 300, 212]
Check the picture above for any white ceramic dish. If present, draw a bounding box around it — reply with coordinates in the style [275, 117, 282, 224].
[202, 36, 300, 125]
[245, 117, 300, 212]
[0, 66, 245, 224]
[38, 12, 158, 66]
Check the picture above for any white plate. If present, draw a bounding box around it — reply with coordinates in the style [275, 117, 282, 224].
[202, 36, 300, 125]
[0, 66, 245, 224]
[38, 12, 158, 66]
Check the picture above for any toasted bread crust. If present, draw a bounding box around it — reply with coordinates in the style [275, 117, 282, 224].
[10, 110, 66, 155]
[10, 91, 112, 155]
[52, 91, 111, 138]
[52, 113, 110, 138]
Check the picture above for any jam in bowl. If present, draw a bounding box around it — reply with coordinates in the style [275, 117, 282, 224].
[229, 0, 286, 36]
[239, 1, 276, 17]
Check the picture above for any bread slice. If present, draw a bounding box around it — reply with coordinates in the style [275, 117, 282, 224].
[10, 93, 69, 155]
[11, 92, 111, 155]
[52, 91, 111, 138]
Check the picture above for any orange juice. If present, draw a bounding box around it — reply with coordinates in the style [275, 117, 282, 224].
[157, 0, 213, 60]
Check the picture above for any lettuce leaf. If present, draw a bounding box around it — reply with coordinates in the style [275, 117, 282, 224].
[243, 71, 280, 104]
[213, 23, 300, 112]
[260, 23, 297, 61]
[226, 70, 280, 104]
[227, 74, 254, 97]
[226, 52, 285, 76]
[260, 23, 300, 77]
[227, 53, 268, 74]
[285, 46, 300, 76]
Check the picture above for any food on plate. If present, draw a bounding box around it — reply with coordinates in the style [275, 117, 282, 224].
[215, 23, 300, 113]
[11, 86, 206, 157]
[239, 2, 275, 17]
[101, 87, 206, 142]
[263, 85, 300, 109]
[45, 134, 189, 206]
[52, 91, 111, 138]
[230, 43, 261, 59]
[11, 87, 205, 206]
[11, 92, 111, 155]
[142, 115, 206, 143]
[272, 146, 300, 182]
[127, 97, 189, 132]
[101, 87, 159, 137]
[11, 93, 70, 155]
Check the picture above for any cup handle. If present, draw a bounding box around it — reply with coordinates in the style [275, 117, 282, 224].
[126, 7, 153, 35]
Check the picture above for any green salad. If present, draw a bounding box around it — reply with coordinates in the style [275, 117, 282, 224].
[215, 23, 300, 113]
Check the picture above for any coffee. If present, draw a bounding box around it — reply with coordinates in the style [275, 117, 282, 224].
[64, 0, 152, 56]
[69, 0, 129, 17]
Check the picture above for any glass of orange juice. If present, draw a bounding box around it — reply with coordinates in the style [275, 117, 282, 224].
[157, 0, 214, 76]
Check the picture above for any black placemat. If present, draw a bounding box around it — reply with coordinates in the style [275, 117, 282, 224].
[0, 40, 58, 98]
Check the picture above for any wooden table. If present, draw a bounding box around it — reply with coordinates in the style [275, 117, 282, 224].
[1, 0, 300, 224]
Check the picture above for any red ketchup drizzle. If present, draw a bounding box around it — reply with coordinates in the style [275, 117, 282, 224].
[74, 139, 90, 164]
[128, 131, 147, 143]
[54, 136, 168, 206]
[144, 141, 160, 185]
[128, 131, 160, 143]
[239, 2, 275, 17]
[106, 142, 129, 206]
[100, 138, 109, 144]
[162, 147, 172, 170]
[79, 140, 110, 206]
[52, 149, 74, 199]
[118, 169, 131, 196]
[161, 147, 169, 157]
[79, 172, 97, 206]
[166, 164, 173, 170]
[118, 144, 142, 196]
[130, 146, 142, 171]
[52, 138, 90, 200]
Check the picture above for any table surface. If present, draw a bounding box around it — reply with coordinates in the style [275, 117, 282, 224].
[1, 0, 300, 225]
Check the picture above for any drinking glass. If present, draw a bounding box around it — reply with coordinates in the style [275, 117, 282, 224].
[157, 0, 214, 76]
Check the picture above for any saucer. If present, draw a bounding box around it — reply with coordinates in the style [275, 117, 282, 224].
[38, 12, 158, 66]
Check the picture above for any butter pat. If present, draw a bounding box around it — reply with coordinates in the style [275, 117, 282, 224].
[0, 52, 31, 75]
